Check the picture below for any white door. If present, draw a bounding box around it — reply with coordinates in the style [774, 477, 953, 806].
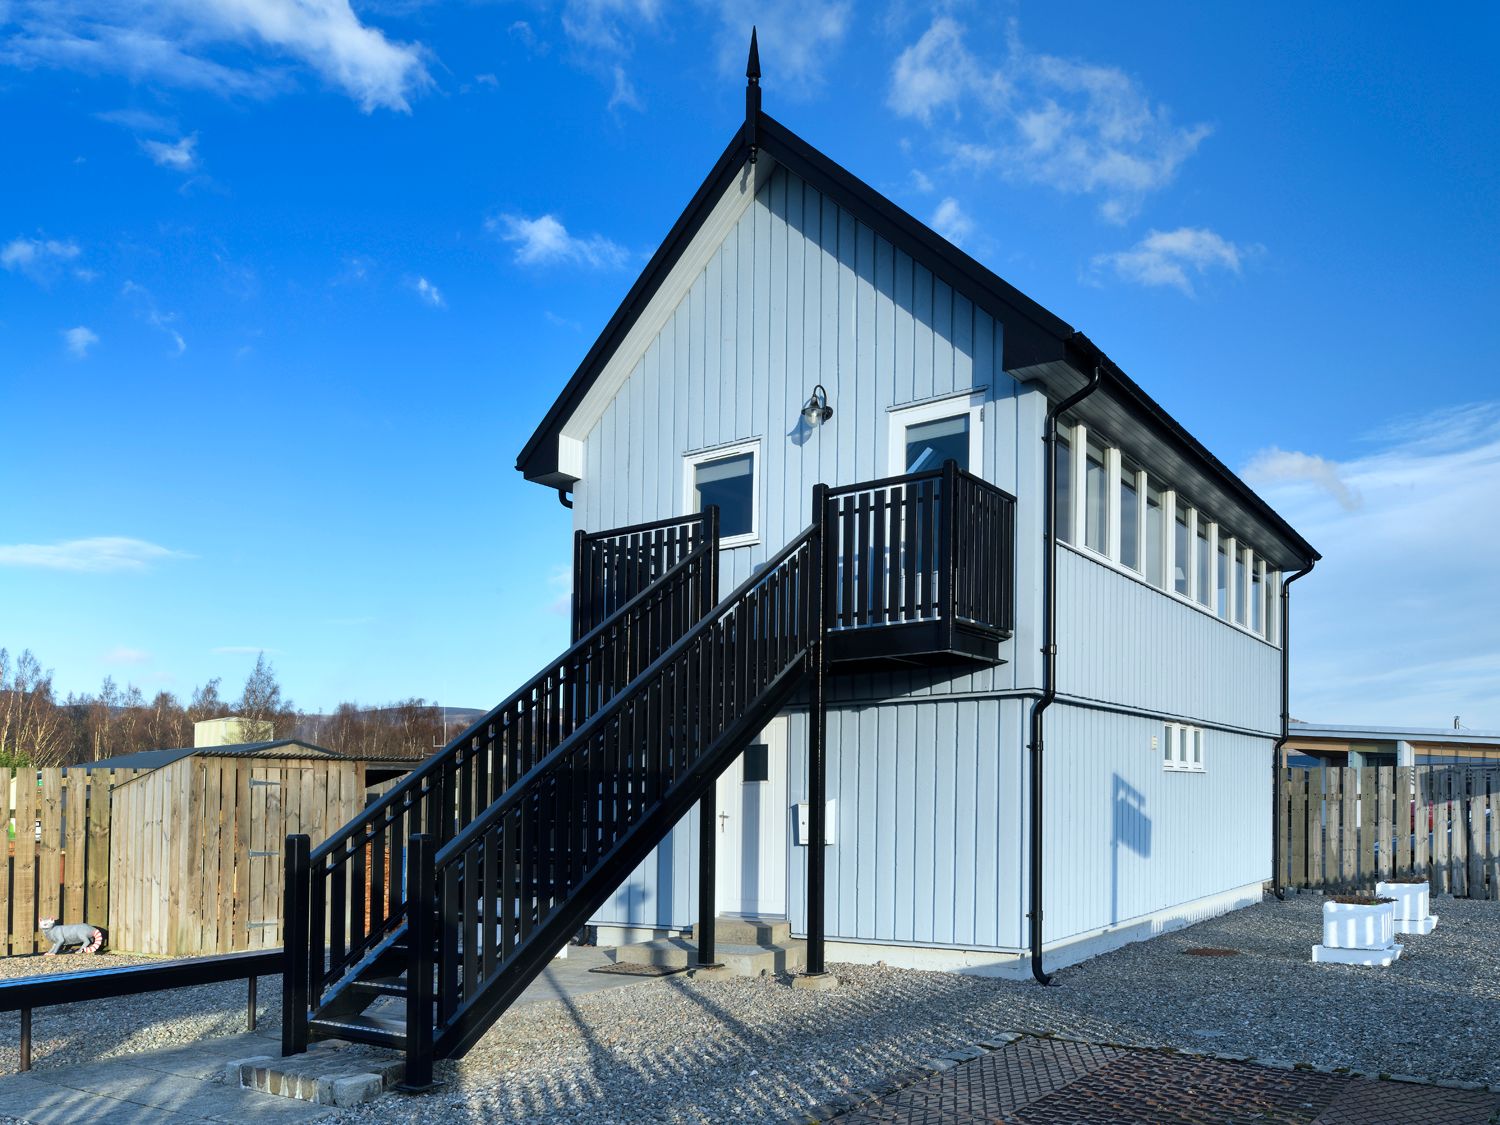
[714, 716, 789, 918]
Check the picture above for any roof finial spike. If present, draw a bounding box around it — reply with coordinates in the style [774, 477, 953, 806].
[745, 26, 762, 164]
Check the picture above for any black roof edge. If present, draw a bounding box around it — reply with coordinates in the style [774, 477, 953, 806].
[1064, 332, 1321, 566]
[754, 113, 1074, 373]
[516, 124, 752, 483]
[514, 107, 1319, 568]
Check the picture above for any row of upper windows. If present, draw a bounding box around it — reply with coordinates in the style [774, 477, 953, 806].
[1056, 421, 1281, 645]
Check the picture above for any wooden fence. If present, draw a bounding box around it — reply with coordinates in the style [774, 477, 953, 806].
[0, 768, 141, 955]
[1280, 765, 1500, 898]
[108, 756, 365, 955]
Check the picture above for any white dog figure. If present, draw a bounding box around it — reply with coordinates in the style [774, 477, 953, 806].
[38, 918, 105, 956]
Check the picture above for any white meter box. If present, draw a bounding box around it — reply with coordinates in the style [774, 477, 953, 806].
[793, 800, 836, 846]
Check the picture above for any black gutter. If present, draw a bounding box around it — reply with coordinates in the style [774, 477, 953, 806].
[1270, 563, 1316, 900]
[1028, 366, 1102, 985]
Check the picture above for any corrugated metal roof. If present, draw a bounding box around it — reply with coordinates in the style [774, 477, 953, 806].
[81, 739, 344, 772]
[1289, 722, 1500, 746]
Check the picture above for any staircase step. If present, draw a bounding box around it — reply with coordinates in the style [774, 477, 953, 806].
[703, 916, 792, 945]
[310, 1012, 407, 1051]
[349, 979, 409, 999]
[231, 1040, 405, 1107]
[612, 937, 806, 977]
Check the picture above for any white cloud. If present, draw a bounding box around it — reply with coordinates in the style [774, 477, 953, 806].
[141, 132, 198, 171]
[95, 107, 178, 133]
[105, 646, 151, 665]
[1244, 448, 1360, 511]
[930, 197, 974, 245]
[122, 279, 187, 354]
[2, 235, 81, 283]
[607, 65, 641, 112]
[706, 0, 851, 91]
[62, 325, 99, 358]
[0, 536, 188, 573]
[1090, 227, 1251, 296]
[1, 1, 431, 113]
[488, 213, 629, 270]
[1246, 402, 1500, 727]
[412, 276, 445, 307]
[554, 0, 850, 104]
[889, 18, 1210, 222]
[561, 0, 659, 55]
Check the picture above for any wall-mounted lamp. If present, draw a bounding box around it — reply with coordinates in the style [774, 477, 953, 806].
[801, 384, 833, 426]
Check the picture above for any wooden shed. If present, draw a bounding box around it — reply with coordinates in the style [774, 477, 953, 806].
[107, 740, 367, 956]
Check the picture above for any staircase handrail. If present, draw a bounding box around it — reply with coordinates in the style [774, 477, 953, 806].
[308, 530, 717, 865]
[433, 524, 816, 869]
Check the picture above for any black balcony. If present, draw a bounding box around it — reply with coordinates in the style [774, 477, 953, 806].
[822, 464, 1015, 671]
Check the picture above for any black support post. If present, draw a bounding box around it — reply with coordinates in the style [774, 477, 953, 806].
[281, 833, 311, 1056]
[247, 975, 258, 1033]
[19, 1008, 30, 1072]
[806, 483, 831, 978]
[399, 833, 439, 1093]
[697, 794, 718, 966]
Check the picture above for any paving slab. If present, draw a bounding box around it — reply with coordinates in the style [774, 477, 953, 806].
[0, 1030, 334, 1124]
[829, 1035, 1500, 1125]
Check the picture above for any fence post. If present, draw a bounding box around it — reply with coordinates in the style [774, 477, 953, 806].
[400, 833, 438, 1091]
[281, 834, 311, 1056]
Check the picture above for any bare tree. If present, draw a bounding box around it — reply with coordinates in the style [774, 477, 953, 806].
[237, 653, 298, 740]
[0, 649, 68, 766]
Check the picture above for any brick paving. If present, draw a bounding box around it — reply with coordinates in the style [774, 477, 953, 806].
[832, 1036, 1500, 1125]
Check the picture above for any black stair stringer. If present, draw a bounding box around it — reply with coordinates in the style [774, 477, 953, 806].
[434, 654, 810, 1060]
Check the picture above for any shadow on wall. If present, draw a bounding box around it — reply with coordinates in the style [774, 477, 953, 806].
[1111, 774, 1152, 926]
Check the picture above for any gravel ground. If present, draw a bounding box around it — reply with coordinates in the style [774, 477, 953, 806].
[0, 949, 280, 1076]
[327, 892, 1500, 1125]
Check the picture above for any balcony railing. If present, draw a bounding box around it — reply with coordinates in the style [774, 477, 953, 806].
[822, 463, 1014, 667]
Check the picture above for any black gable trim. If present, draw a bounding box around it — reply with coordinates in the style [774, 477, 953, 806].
[516, 125, 752, 483]
[514, 110, 1317, 565]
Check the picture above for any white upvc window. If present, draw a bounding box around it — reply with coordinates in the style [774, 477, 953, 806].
[684, 438, 760, 548]
[888, 392, 984, 475]
[1163, 722, 1205, 773]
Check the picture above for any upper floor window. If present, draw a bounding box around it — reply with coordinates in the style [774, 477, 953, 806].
[685, 440, 759, 546]
[1145, 483, 1165, 587]
[1173, 501, 1190, 596]
[889, 393, 983, 476]
[1049, 415, 1281, 647]
[1119, 458, 1141, 572]
[1216, 536, 1230, 619]
[1195, 520, 1212, 608]
[1084, 437, 1109, 553]
[1054, 424, 1073, 545]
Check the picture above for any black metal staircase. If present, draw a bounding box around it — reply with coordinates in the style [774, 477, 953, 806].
[282, 464, 1014, 1087]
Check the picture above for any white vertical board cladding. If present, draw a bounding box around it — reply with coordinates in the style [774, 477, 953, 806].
[785, 698, 1030, 951]
[1054, 548, 1281, 734]
[576, 164, 1018, 539]
[1039, 703, 1271, 944]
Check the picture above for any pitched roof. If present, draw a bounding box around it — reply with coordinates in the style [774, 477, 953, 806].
[517, 108, 1318, 567]
[79, 739, 344, 772]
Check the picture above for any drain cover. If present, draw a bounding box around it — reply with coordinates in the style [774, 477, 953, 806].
[1181, 947, 1240, 957]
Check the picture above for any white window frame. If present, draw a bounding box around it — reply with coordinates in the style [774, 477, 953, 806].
[683, 438, 761, 549]
[1163, 722, 1206, 773]
[887, 392, 984, 476]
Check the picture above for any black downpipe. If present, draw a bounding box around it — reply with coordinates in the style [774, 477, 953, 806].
[558, 488, 574, 509]
[1270, 563, 1315, 900]
[1028, 367, 1102, 985]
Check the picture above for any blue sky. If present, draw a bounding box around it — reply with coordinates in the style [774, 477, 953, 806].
[2, 2, 1497, 727]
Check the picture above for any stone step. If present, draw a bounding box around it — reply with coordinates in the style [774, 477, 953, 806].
[612, 936, 806, 977]
[705, 915, 792, 945]
[230, 1039, 405, 1107]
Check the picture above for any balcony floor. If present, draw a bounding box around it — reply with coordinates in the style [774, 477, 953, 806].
[825, 619, 1008, 673]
